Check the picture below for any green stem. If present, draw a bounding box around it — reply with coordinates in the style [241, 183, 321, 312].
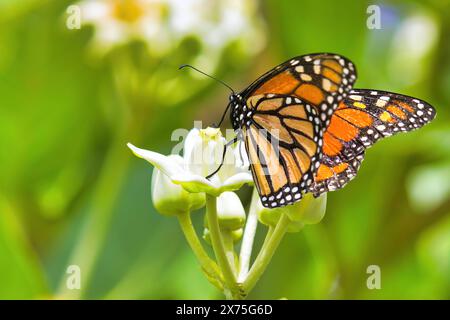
[223, 288, 233, 300]
[205, 194, 240, 299]
[242, 213, 290, 294]
[177, 212, 223, 289]
[261, 226, 274, 250]
[237, 196, 258, 282]
[222, 230, 236, 275]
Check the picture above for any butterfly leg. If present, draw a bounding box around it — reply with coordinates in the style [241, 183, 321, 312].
[238, 143, 245, 166]
[235, 129, 246, 166]
[205, 137, 238, 179]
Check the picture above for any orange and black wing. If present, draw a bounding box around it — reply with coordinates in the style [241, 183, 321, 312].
[244, 94, 323, 208]
[241, 53, 357, 126]
[309, 89, 436, 196]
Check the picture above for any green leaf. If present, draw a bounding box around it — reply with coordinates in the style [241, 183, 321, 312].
[0, 197, 48, 299]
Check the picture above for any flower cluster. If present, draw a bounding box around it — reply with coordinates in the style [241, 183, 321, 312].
[129, 126, 327, 299]
[76, 0, 265, 65]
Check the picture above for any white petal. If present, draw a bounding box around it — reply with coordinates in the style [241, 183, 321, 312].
[183, 128, 201, 162]
[220, 172, 253, 192]
[171, 173, 220, 195]
[127, 143, 185, 178]
[94, 20, 129, 45]
[78, 1, 111, 22]
[217, 142, 238, 181]
[184, 127, 226, 178]
[183, 128, 204, 174]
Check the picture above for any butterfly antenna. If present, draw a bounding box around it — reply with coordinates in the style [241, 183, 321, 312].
[179, 64, 235, 94]
[216, 102, 231, 128]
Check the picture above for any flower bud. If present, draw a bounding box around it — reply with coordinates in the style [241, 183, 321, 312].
[256, 202, 304, 233]
[203, 227, 243, 245]
[285, 193, 327, 225]
[216, 191, 246, 230]
[204, 191, 246, 230]
[253, 190, 327, 232]
[151, 155, 205, 216]
[231, 228, 243, 241]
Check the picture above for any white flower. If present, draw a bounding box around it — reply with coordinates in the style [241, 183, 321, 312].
[166, 0, 265, 69]
[128, 127, 253, 197]
[76, 0, 265, 62]
[78, 0, 170, 54]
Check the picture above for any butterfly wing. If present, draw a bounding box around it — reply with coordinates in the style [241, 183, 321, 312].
[244, 94, 323, 207]
[241, 53, 357, 126]
[309, 89, 436, 196]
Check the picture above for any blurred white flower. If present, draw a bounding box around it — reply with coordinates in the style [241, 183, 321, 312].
[77, 0, 265, 62]
[128, 127, 253, 197]
[407, 163, 450, 213]
[388, 12, 438, 86]
[77, 0, 168, 53]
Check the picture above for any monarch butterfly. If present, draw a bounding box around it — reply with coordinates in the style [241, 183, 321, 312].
[183, 53, 436, 208]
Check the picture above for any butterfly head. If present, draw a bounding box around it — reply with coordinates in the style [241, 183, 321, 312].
[230, 94, 248, 130]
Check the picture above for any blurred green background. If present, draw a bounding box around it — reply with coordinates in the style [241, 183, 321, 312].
[0, 0, 449, 299]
